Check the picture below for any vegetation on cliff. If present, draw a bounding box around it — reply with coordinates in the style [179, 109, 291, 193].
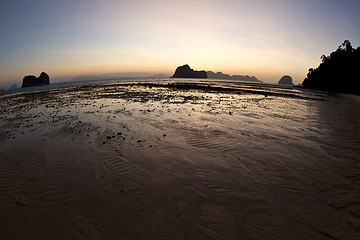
[302, 40, 360, 95]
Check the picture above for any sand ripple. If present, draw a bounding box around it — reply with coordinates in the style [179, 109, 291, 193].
[0, 82, 359, 239]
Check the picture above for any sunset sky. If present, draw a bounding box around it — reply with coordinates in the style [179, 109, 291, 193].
[1, 0, 359, 88]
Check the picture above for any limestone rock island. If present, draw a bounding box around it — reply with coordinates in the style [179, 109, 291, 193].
[278, 75, 293, 86]
[22, 72, 50, 88]
[172, 64, 207, 79]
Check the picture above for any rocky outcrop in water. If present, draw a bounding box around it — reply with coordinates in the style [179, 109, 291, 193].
[22, 76, 38, 88]
[278, 75, 293, 85]
[172, 64, 207, 79]
[38, 72, 50, 85]
[22, 72, 50, 88]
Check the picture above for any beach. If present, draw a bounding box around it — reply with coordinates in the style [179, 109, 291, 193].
[0, 82, 359, 239]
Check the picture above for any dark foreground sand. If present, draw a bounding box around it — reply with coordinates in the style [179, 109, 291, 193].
[0, 83, 359, 239]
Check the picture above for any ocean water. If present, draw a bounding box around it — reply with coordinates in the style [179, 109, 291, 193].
[2, 78, 292, 96]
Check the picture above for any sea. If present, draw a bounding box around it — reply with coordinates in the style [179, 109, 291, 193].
[2, 78, 291, 96]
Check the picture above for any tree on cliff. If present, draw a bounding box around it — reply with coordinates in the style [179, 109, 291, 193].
[302, 40, 360, 95]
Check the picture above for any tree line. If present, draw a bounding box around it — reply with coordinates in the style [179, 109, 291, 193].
[302, 40, 360, 95]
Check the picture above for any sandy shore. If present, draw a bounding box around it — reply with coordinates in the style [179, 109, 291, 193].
[0, 83, 359, 239]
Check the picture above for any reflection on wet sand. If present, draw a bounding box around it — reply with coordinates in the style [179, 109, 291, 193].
[0, 82, 359, 239]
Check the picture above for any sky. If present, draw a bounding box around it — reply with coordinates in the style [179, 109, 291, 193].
[1, 0, 360, 88]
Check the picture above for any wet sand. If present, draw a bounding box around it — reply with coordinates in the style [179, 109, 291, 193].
[0, 82, 359, 239]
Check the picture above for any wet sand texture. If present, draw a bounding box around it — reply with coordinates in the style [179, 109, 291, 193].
[0, 83, 359, 239]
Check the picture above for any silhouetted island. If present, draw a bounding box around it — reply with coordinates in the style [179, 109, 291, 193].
[278, 75, 293, 86]
[207, 71, 261, 82]
[302, 40, 360, 95]
[172, 65, 207, 78]
[172, 64, 261, 82]
[22, 72, 50, 88]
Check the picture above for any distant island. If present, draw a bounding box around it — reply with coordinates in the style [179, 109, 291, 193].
[172, 64, 207, 78]
[278, 75, 293, 86]
[302, 40, 360, 95]
[207, 71, 261, 82]
[8, 83, 18, 91]
[22, 72, 50, 88]
[172, 64, 261, 82]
